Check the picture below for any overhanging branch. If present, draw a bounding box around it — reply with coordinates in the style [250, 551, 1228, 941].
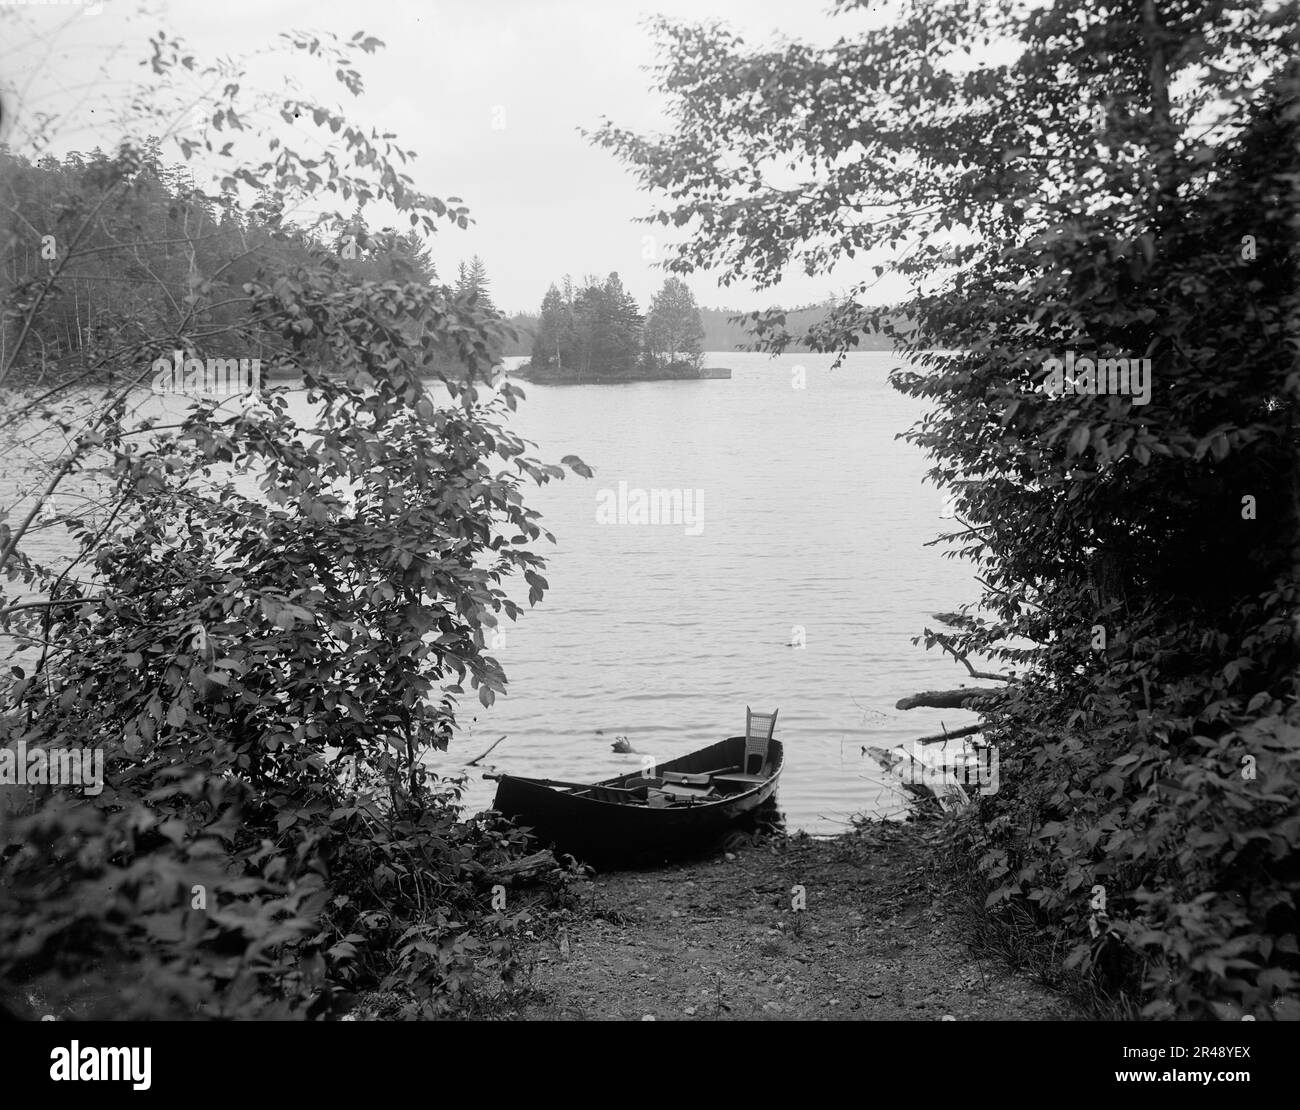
[932, 632, 1014, 682]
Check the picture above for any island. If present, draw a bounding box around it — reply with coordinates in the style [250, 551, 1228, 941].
[512, 360, 731, 384]
[513, 274, 729, 384]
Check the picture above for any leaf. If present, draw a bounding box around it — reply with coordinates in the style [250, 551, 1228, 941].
[1257, 968, 1295, 992]
[143, 912, 186, 942]
[158, 819, 187, 846]
[560, 454, 594, 479]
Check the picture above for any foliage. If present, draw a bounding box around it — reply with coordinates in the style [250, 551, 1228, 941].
[0, 148, 450, 391]
[591, 0, 1300, 1017]
[526, 272, 644, 380]
[697, 301, 896, 353]
[643, 276, 705, 371]
[0, 22, 585, 1018]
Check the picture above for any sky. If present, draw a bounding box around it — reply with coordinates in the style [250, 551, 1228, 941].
[1, 0, 910, 313]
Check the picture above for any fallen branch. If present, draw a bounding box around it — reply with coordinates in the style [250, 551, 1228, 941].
[481, 849, 559, 886]
[912, 723, 983, 744]
[464, 734, 508, 767]
[863, 746, 953, 811]
[895, 688, 1003, 711]
[932, 632, 1014, 682]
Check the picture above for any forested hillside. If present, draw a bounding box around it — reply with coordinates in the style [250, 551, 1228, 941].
[0, 143, 494, 384]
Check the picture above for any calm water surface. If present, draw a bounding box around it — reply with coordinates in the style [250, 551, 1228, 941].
[1, 350, 981, 833]
[438, 351, 980, 832]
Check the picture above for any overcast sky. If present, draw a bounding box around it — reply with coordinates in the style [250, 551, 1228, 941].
[2, 0, 908, 313]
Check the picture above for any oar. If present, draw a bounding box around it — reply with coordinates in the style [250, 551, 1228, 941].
[483, 772, 603, 792]
[685, 765, 740, 778]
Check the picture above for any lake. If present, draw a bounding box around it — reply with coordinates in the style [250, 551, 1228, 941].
[1, 350, 981, 834]
[439, 350, 980, 833]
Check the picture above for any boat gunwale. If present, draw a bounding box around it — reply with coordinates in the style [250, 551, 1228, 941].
[494, 736, 783, 811]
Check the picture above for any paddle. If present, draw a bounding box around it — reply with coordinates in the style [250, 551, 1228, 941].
[482, 772, 616, 792]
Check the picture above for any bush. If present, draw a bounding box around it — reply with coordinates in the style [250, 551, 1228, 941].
[588, 2, 1300, 1017]
[1, 28, 588, 1018]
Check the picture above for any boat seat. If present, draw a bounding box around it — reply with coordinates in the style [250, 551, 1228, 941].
[711, 771, 768, 788]
[657, 781, 715, 796]
[660, 771, 713, 786]
[653, 782, 716, 803]
[744, 707, 779, 776]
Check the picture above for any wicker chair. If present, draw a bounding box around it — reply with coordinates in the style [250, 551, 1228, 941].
[743, 706, 778, 775]
[712, 708, 779, 788]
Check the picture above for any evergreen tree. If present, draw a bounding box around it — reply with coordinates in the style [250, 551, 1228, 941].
[644, 276, 704, 369]
[395, 231, 437, 283]
[455, 255, 494, 310]
[595, 272, 643, 377]
[525, 273, 642, 380]
[533, 283, 567, 371]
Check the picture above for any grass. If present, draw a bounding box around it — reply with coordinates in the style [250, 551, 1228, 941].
[934, 823, 1141, 1020]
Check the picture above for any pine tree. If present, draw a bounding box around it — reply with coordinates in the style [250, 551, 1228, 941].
[526, 274, 642, 380]
[533, 283, 567, 372]
[396, 231, 437, 283]
[455, 255, 494, 310]
[595, 272, 643, 377]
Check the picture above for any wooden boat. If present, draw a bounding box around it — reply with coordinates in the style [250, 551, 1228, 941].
[490, 732, 783, 869]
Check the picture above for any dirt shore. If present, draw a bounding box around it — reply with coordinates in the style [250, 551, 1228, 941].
[501, 821, 1079, 1021]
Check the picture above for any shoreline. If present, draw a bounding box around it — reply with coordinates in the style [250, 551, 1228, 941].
[356, 820, 1081, 1021]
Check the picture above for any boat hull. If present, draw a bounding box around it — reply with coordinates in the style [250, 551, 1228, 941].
[492, 736, 782, 868]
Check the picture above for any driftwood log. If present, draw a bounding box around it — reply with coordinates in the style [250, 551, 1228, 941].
[885, 617, 1009, 811]
[480, 849, 559, 887]
[895, 687, 1003, 711]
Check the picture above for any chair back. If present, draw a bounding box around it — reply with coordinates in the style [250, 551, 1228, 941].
[744, 707, 779, 776]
